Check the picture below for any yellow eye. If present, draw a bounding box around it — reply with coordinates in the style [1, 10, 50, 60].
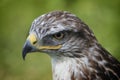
[53, 32, 64, 40]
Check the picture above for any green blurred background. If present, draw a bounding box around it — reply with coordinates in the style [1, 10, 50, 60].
[0, 0, 120, 80]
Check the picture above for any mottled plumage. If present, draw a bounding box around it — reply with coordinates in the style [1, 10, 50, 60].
[22, 11, 120, 80]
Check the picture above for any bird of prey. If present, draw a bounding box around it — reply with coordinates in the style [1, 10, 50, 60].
[22, 11, 120, 80]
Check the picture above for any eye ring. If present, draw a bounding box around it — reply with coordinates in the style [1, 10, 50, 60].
[53, 32, 64, 40]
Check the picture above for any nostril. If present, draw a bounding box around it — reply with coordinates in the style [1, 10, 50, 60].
[33, 41, 37, 45]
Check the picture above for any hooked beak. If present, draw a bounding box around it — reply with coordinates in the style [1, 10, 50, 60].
[22, 33, 62, 60]
[22, 33, 37, 60]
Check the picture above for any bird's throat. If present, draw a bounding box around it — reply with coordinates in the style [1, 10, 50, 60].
[51, 56, 88, 80]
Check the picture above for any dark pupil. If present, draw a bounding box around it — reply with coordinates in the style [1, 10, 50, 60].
[56, 33, 61, 38]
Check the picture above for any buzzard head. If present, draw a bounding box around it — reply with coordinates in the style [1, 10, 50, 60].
[22, 11, 96, 59]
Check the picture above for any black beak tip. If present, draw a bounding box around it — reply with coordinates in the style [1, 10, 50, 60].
[22, 49, 27, 60]
[22, 42, 33, 60]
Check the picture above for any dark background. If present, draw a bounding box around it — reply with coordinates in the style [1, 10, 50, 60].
[0, 0, 120, 80]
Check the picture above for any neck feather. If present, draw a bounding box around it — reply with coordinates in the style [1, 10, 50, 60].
[51, 45, 111, 80]
[51, 55, 91, 80]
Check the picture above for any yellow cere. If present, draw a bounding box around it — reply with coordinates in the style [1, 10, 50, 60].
[27, 33, 37, 45]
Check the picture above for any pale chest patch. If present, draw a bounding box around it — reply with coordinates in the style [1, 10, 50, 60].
[51, 57, 90, 80]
